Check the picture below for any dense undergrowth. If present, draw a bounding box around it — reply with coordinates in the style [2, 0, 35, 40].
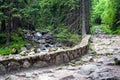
[0, 32, 27, 55]
[0, 27, 81, 55]
[91, 0, 120, 34]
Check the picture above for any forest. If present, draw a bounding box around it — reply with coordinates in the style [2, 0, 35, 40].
[91, 0, 120, 34]
[0, 0, 120, 55]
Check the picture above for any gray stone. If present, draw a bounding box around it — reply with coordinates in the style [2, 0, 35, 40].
[16, 73, 26, 77]
[49, 47, 57, 52]
[38, 75, 55, 80]
[75, 61, 82, 65]
[74, 50, 78, 58]
[0, 63, 6, 74]
[60, 75, 75, 80]
[38, 39, 46, 44]
[20, 51, 28, 56]
[8, 62, 20, 71]
[21, 47, 27, 51]
[39, 45, 47, 51]
[33, 61, 48, 68]
[25, 33, 33, 40]
[82, 56, 93, 62]
[95, 67, 111, 73]
[28, 51, 35, 55]
[73, 72, 90, 79]
[55, 54, 63, 64]
[69, 53, 74, 60]
[104, 58, 115, 65]
[23, 60, 31, 68]
[5, 75, 19, 80]
[67, 66, 76, 70]
[95, 57, 115, 65]
[95, 57, 104, 63]
[25, 73, 32, 78]
[34, 32, 42, 39]
[90, 68, 116, 80]
[63, 54, 69, 62]
[79, 64, 98, 75]
[36, 48, 41, 53]
[25, 44, 32, 50]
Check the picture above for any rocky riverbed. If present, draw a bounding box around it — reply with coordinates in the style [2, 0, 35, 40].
[0, 30, 74, 61]
[0, 34, 120, 80]
[20, 30, 72, 56]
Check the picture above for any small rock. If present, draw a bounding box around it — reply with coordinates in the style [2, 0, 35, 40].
[28, 51, 35, 55]
[49, 48, 57, 52]
[25, 44, 32, 50]
[82, 56, 93, 62]
[35, 48, 41, 53]
[23, 60, 31, 68]
[34, 32, 42, 40]
[38, 39, 46, 44]
[67, 66, 76, 70]
[25, 73, 32, 78]
[33, 61, 48, 68]
[20, 51, 28, 56]
[21, 47, 27, 51]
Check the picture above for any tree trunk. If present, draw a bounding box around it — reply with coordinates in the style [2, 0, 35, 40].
[82, 0, 86, 35]
[6, 18, 11, 45]
[12, 17, 19, 33]
[6, 5, 12, 45]
[1, 20, 6, 32]
[85, 0, 90, 34]
[0, 1, 6, 32]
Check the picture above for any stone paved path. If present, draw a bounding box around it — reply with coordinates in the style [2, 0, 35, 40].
[0, 34, 120, 80]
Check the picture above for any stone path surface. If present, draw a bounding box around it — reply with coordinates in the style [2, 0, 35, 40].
[0, 34, 120, 80]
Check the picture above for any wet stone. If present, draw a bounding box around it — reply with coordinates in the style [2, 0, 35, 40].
[34, 32, 42, 40]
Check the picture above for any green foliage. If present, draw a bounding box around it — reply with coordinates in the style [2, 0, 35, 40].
[0, 48, 13, 55]
[38, 0, 79, 28]
[91, 0, 120, 34]
[99, 24, 112, 34]
[113, 26, 120, 35]
[0, 33, 6, 44]
[0, 33, 27, 55]
[101, 1, 116, 27]
[90, 26, 96, 34]
[53, 25, 80, 43]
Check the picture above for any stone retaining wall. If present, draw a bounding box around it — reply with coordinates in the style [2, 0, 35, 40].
[0, 35, 91, 74]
